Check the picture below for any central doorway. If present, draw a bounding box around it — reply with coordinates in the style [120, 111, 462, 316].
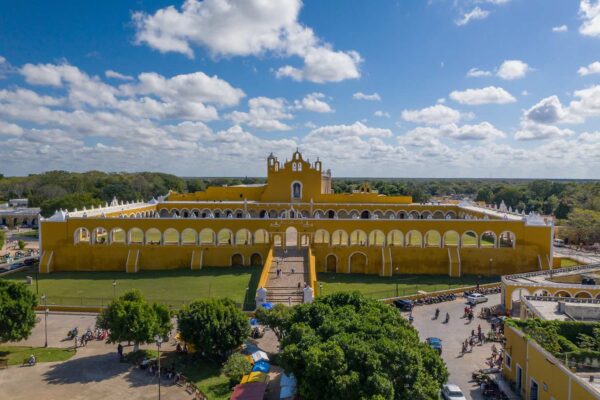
[285, 226, 298, 247]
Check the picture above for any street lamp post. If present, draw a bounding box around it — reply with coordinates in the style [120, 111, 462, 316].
[394, 267, 399, 297]
[489, 258, 493, 277]
[112, 280, 117, 299]
[41, 294, 48, 347]
[35, 262, 39, 295]
[154, 334, 165, 400]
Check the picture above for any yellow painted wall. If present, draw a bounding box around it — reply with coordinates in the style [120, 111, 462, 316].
[503, 325, 599, 400]
[503, 284, 600, 309]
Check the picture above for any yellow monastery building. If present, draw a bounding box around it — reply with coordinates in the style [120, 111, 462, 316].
[39, 150, 554, 279]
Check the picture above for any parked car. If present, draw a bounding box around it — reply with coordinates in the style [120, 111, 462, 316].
[23, 258, 37, 266]
[426, 337, 442, 354]
[10, 262, 25, 269]
[441, 384, 467, 400]
[466, 293, 488, 305]
[392, 299, 414, 311]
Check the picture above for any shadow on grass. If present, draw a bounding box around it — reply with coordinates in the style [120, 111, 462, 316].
[163, 352, 230, 399]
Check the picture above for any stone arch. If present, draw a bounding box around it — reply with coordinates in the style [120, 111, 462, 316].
[350, 230, 367, 246]
[443, 231, 460, 247]
[532, 289, 549, 296]
[291, 181, 303, 200]
[92, 227, 108, 245]
[180, 208, 190, 218]
[128, 228, 143, 244]
[445, 210, 457, 219]
[326, 209, 336, 219]
[235, 229, 252, 245]
[199, 228, 216, 245]
[405, 230, 422, 247]
[332, 230, 349, 246]
[213, 209, 222, 218]
[421, 210, 432, 220]
[159, 208, 169, 218]
[254, 229, 269, 244]
[480, 231, 497, 248]
[384, 210, 396, 219]
[163, 228, 180, 245]
[574, 291, 592, 299]
[554, 290, 571, 298]
[234, 209, 244, 218]
[387, 230, 404, 247]
[349, 210, 360, 219]
[313, 209, 324, 219]
[408, 210, 420, 219]
[432, 210, 445, 220]
[231, 253, 244, 266]
[511, 288, 531, 302]
[110, 228, 126, 244]
[300, 210, 310, 218]
[360, 210, 371, 219]
[190, 209, 200, 218]
[268, 209, 278, 218]
[181, 228, 197, 245]
[349, 252, 368, 274]
[218, 229, 234, 245]
[200, 208, 213, 218]
[372, 210, 384, 219]
[285, 226, 298, 247]
[224, 209, 234, 218]
[74, 227, 90, 244]
[258, 210, 268, 218]
[170, 209, 180, 217]
[250, 253, 263, 266]
[337, 209, 349, 219]
[424, 230, 442, 247]
[314, 229, 330, 244]
[146, 228, 162, 245]
[397, 211, 407, 219]
[499, 231, 516, 248]
[369, 230, 385, 246]
[247, 210, 258, 218]
[273, 234, 282, 247]
[461, 231, 478, 248]
[326, 254, 337, 273]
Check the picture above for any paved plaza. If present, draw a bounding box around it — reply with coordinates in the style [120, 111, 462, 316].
[0, 312, 190, 400]
[407, 293, 502, 400]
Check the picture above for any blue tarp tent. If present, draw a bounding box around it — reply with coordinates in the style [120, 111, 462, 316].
[252, 360, 271, 373]
[260, 302, 273, 310]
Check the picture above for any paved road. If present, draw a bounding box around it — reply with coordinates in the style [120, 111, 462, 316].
[407, 293, 501, 400]
[0, 312, 190, 400]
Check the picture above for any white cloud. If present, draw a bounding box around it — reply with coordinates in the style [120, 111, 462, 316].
[552, 24, 568, 32]
[352, 92, 381, 101]
[467, 68, 492, 77]
[579, 0, 600, 37]
[105, 70, 134, 81]
[444, 122, 506, 140]
[294, 92, 333, 113]
[305, 121, 392, 139]
[497, 60, 531, 80]
[401, 104, 461, 125]
[450, 86, 516, 105]
[374, 110, 390, 118]
[578, 61, 600, 76]
[133, 0, 362, 83]
[455, 7, 490, 26]
[523, 96, 567, 124]
[0, 88, 64, 106]
[227, 97, 293, 131]
[0, 120, 24, 137]
[514, 121, 574, 140]
[569, 84, 600, 121]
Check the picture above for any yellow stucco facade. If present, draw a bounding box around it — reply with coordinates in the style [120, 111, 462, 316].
[39, 151, 553, 276]
[503, 324, 600, 400]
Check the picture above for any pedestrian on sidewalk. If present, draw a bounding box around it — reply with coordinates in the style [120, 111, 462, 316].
[291, 267, 295, 275]
[288, 296, 291, 306]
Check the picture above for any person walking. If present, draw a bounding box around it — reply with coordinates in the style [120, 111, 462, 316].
[117, 343, 124, 361]
[288, 296, 291, 306]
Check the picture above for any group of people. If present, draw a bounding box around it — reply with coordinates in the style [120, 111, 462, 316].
[487, 344, 504, 368]
[461, 324, 487, 353]
[275, 266, 296, 278]
[138, 356, 180, 382]
[463, 306, 475, 322]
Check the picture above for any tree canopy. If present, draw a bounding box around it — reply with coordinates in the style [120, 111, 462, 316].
[278, 292, 448, 400]
[255, 303, 291, 341]
[177, 298, 249, 360]
[564, 208, 600, 245]
[0, 280, 38, 343]
[97, 290, 172, 347]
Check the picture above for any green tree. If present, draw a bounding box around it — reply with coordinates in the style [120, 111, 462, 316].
[255, 303, 292, 340]
[0, 230, 5, 249]
[279, 292, 447, 400]
[0, 281, 38, 342]
[222, 353, 252, 386]
[178, 298, 249, 359]
[97, 290, 171, 350]
[17, 240, 26, 250]
[565, 208, 600, 245]
[475, 187, 493, 203]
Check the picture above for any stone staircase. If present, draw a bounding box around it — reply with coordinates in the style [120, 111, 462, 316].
[265, 247, 309, 305]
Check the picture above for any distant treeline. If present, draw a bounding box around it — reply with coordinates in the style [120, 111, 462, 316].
[0, 172, 598, 231]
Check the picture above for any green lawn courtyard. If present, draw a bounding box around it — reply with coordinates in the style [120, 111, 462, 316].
[2, 267, 261, 310]
[0, 346, 75, 366]
[317, 273, 501, 299]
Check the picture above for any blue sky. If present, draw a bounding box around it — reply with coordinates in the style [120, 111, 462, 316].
[0, 0, 599, 178]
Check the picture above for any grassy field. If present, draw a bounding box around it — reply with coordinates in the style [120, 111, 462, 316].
[317, 273, 500, 299]
[0, 346, 75, 365]
[127, 350, 230, 400]
[2, 267, 261, 309]
[559, 258, 580, 267]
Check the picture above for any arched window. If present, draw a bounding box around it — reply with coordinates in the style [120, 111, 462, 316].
[218, 229, 234, 245]
[443, 231, 460, 247]
[128, 228, 143, 245]
[110, 228, 126, 244]
[314, 229, 330, 244]
[387, 230, 404, 247]
[350, 230, 367, 246]
[331, 230, 348, 246]
[235, 229, 252, 245]
[480, 231, 497, 248]
[424, 230, 441, 247]
[92, 227, 108, 245]
[292, 163, 297, 171]
[405, 230, 422, 247]
[145, 228, 162, 245]
[199, 229, 215, 245]
[499, 231, 516, 248]
[74, 228, 90, 244]
[291, 182, 302, 199]
[368, 230, 385, 246]
[163, 228, 180, 245]
[461, 231, 478, 248]
[181, 228, 197, 245]
[298, 163, 302, 171]
[360, 210, 371, 219]
[254, 229, 269, 244]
